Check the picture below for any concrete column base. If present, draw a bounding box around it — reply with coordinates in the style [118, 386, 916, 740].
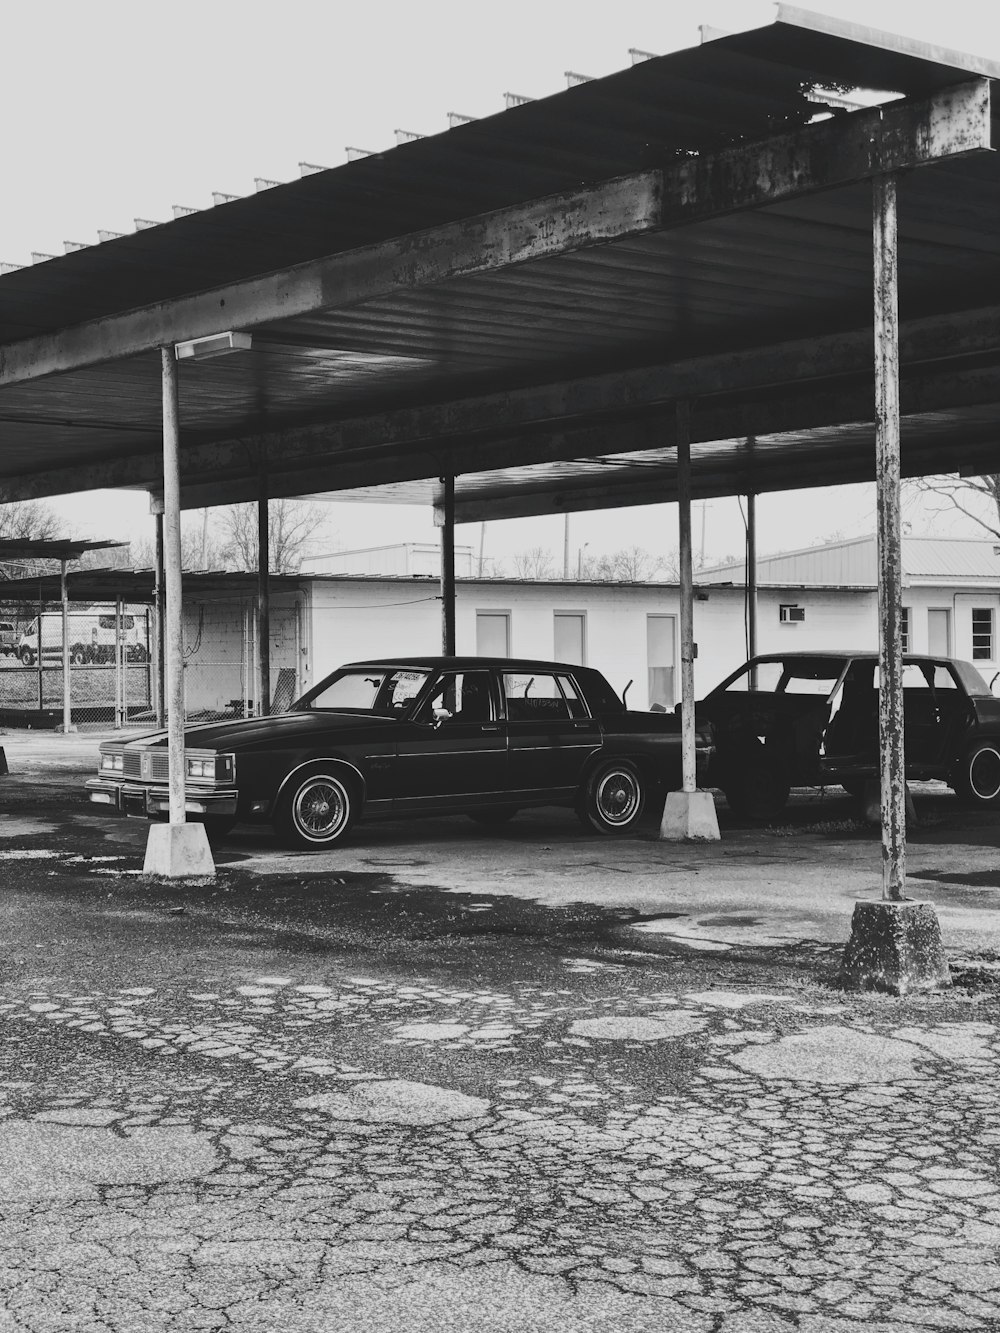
[143, 822, 216, 879]
[659, 789, 721, 842]
[862, 779, 916, 826]
[838, 899, 950, 995]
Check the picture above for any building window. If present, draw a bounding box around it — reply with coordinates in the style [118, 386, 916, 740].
[779, 604, 805, 625]
[646, 615, 676, 710]
[901, 606, 910, 653]
[972, 608, 994, 660]
[553, 612, 586, 665]
[475, 611, 510, 657]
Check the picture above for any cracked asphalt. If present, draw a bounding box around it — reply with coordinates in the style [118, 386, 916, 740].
[2, 732, 1000, 1331]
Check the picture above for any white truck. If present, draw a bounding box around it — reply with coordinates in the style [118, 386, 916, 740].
[17, 609, 149, 666]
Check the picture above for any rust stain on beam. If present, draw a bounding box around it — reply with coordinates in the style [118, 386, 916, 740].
[670, 79, 991, 227]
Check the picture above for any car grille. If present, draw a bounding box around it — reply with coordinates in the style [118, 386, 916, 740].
[122, 750, 169, 781]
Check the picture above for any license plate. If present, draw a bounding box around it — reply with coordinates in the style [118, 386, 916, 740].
[122, 793, 146, 818]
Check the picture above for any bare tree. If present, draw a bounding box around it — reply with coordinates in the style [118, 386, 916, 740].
[0, 499, 61, 543]
[908, 473, 1000, 539]
[511, 547, 555, 580]
[580, 546, 668, 581]
[0, 499, 65, 580]
[217, 499, 326, 573]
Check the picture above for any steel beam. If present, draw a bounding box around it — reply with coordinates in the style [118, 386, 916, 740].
[0, 81, 988, 391]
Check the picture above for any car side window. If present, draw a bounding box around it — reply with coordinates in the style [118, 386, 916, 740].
[414, 671, 494, 725]
[503, 672, 573, 722]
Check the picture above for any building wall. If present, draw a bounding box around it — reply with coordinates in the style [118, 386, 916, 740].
[902, 585, 1000, 681]
[306, 578, 878, 707]
[182, 592, 304, 717]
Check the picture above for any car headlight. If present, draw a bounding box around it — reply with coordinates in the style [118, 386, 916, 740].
[100, 751, 124, 773]
[185, 753, 235, 782]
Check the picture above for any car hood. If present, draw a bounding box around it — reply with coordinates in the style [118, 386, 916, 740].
[121, 711, 396, 751]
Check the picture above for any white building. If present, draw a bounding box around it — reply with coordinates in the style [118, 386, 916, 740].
[700, 534, 1000, 681]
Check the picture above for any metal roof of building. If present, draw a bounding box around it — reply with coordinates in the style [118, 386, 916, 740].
[1, 6, 999, 519]
[700, 533, 1000, 585]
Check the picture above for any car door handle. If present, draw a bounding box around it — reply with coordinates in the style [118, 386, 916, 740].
[481, 724, 502, 732]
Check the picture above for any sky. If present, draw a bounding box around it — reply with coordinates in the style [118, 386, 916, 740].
[4, 0, 1000, 570]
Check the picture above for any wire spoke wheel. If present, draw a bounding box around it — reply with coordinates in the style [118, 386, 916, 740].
[276, 770, 358, 848]
[577, 760, 645, 834]
[293, 777, 349, 840]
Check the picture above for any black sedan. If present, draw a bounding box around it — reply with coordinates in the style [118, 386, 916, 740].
[87, 656, 713, 848]
[699, 650, 1000, 819]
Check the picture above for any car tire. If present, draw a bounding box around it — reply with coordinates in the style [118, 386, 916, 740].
[274, 767, 358, 849]
[723, 754, 790, 821]
[954, 744, 1000, 806]
[19, 648, 35, 666]
[841, 779, 867, 801]
[70, 644, 87, 666]
[576, 760, 645, 834]
[468, 807, 518, 826]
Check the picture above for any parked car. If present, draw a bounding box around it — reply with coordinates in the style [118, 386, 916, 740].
[86, 655, 713, 847]
[0, 621, 17, 657]
[699, 650, 1000, 819]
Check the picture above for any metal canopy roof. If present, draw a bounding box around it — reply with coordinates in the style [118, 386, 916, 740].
[1, 6, 999, 522]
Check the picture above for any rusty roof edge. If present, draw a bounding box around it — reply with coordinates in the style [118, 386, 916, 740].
[774, 5, 1000, 83]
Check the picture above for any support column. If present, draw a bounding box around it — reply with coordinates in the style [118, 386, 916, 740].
[661, 400, 720, 841]
[60, 557, 74, 735]
[143, 346, 214, 878]
[839, 172, 947, 993]
[36, 583, 43, 713]
[60, 558, 73, 733]
[152, 494, 166, 728]
[746, 436, 758, 689]
[257, 475, 270, 716]
[440, 473, 456, 656]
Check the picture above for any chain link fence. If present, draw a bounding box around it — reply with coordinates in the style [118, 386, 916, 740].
[0, 601, 153, 728]
[0, 594, 303, 729]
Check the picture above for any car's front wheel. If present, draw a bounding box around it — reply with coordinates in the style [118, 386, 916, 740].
[19, 648, 34, 666]
[954, 743, 1000, 806]
[274, 768, 358, 848]
[576, 760, 645, 834]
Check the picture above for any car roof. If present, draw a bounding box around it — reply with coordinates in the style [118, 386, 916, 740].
[749, 650, 962, 665]
[340, 656, 595, 674]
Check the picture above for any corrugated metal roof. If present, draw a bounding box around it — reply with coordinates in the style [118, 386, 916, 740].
[701, 534, 1000, 584]
[1, 7, 999, 516]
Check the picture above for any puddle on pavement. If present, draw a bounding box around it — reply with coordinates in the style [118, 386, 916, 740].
[697, 915, 762, 928]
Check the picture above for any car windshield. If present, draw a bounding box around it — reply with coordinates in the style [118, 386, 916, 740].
[721, 658, 846, 696]
[293, 667, 430, 715]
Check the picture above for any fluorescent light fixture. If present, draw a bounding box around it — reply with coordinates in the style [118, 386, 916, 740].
[175, 331, 252, 360]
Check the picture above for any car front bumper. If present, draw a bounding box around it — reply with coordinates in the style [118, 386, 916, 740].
[86, 778, 239, 818]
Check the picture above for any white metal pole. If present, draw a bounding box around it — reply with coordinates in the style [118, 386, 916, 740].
[60, 559, 71, 733]
[161, 347, 186, 826]
[874, 173, 905, 902]
[677, 400, 697, 794]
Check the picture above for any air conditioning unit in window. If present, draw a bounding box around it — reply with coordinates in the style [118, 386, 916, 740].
[779, 604, 806, 624]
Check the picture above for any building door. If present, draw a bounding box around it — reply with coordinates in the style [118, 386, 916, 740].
[476, 611, 510, 657]
[647, 615, 677, 709]
[928, 609, 952, 657]
[554, 612, 586, 665]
